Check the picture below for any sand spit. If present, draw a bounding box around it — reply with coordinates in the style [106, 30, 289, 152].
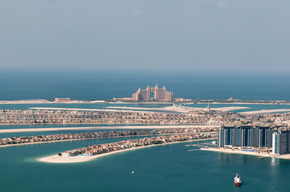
[0, 125, 219, 133]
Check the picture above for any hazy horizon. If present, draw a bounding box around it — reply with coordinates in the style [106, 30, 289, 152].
[1, 70, 290, 101]
[1, 0, 290, 72]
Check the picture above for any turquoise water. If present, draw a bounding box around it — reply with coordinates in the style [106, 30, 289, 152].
[1, 139, 289, 192]
[1, 71, 290, 191]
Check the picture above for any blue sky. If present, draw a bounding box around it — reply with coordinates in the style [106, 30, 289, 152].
[0, 0, 289, 72]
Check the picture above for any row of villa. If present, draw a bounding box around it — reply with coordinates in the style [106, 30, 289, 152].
[1, 109, 290, 126]
[65, 133, 217, 156]
[0, 127, 217, 146]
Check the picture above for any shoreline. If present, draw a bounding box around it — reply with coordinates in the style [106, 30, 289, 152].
[200, 147, 290, 160]
[38, 138, 215, 164]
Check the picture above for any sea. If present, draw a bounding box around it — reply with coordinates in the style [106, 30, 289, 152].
[1, 70, 290, 101]
[1, 70, 290, 192]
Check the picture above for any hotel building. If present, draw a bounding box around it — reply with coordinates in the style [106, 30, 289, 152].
[55, 98, 71, 103]
[132, 85, 173, 102]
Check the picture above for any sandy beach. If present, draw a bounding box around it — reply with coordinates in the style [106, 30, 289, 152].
[38, 139, 213, 163]
[275, 154, 290, 159]
[200, 147, 290, 160]
[200, 147, 272, 157]
[240, 109, 290, 115]
[0, 125, 219, 133]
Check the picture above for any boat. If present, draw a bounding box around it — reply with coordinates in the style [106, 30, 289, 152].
[234, 173, 242, 186]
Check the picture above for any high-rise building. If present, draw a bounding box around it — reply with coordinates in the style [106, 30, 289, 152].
[218, 126, 234, 147]
[219, 126, 290, 155]
[272, 132, 281, 154]
[132, 85, 173, 101]
[272, 127, 290, 155]
[218, 125, 275, 148]
[218, 128, 224, 147]
[241, 126, 252, 146]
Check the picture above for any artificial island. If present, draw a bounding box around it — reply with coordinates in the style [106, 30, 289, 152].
[1, 85, 290, 163]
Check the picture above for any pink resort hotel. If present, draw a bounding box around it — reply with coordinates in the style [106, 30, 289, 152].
[132, 84, 173, 102]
